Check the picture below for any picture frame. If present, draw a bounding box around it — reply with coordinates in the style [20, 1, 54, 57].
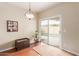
[7, 20, 18, 32]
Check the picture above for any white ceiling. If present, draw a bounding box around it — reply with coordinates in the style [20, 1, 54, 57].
[7, 2, 59, 13]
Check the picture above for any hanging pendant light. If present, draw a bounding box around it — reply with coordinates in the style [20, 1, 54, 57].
[25, 2, 34, 20]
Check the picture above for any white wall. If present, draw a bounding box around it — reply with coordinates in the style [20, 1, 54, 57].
[0, 3, 36, 51]
[38, 2, 79, 55]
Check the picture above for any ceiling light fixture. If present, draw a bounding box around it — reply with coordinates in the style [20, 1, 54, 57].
[25, 2, 34, 20]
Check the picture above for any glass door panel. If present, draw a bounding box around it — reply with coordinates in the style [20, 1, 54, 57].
[49, 19, 61, 47]
[40, 20, 48, 44]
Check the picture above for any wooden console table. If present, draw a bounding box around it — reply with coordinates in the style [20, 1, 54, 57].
[15, 38, 30, 51]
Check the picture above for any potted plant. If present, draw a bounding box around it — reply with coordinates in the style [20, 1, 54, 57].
[34, 30, 39, 43]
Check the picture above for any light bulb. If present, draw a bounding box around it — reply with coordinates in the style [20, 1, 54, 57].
[26, 13, 34, 19]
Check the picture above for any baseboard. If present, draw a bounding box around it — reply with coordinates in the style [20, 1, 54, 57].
[63, 48, 79, 56]
[0, 47, 14, 52]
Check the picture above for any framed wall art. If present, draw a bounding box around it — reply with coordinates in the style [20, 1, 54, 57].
[7, 20, 18, 32]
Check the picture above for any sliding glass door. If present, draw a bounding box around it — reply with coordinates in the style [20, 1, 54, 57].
[40, 16, 61, 47]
